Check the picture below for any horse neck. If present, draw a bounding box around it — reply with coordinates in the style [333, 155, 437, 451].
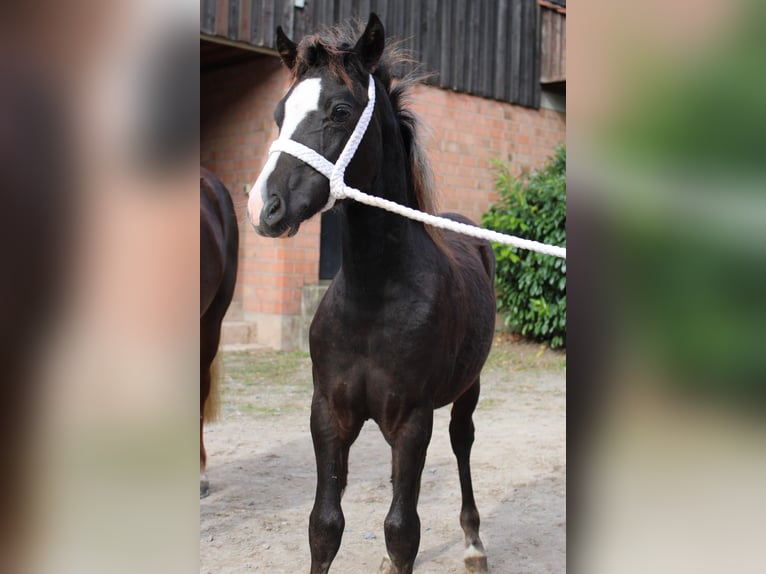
[339, 104, 422, 293]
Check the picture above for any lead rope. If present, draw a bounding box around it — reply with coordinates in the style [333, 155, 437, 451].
[267, 75, 567, 259]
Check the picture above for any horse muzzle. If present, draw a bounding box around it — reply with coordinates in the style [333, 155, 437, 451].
[252, 195, 301, 238]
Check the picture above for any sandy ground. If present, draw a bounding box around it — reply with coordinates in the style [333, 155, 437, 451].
[200, 334, 565, 573]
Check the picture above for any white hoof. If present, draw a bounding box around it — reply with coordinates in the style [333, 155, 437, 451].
[464, 544, 489, 573]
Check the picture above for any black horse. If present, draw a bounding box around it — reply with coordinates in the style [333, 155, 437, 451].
[200, 168, 239, 497]
[248, 15, 495, 574]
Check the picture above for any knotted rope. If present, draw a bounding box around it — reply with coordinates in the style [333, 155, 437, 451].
[266, 74, 567, 259]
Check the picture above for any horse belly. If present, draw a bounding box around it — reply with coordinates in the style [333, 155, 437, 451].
[200, 213, 225, 316]
[430, 298, 496, 406]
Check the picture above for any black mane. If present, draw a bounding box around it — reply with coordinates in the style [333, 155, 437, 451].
[294, 20, 438, 215]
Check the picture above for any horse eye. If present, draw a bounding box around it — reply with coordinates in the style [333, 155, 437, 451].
[331, 104, 351, 123]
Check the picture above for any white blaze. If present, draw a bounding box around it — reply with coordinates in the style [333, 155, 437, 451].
[247, 77, 322, 225]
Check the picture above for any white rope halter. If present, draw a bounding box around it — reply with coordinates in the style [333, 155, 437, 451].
[268, 74, 377, 213]
[266, 74, 567, 259]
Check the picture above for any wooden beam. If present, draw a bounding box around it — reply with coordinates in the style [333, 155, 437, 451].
[200, 33, 278, 57]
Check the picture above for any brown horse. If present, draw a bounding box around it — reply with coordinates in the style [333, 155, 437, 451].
[247, 15, 496, 574]
[200, 167, 239, 497]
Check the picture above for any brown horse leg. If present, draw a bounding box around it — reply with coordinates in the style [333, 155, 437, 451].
[378, 408, 433, 574]
[200, 362, 212, 498]
[308, 392, 362, 574]
[450, 380, 489, 573]
[200, 417, 209, 497]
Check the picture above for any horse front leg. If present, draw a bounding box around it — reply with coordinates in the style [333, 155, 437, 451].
[309, 390, 362, 574]
[450, 380, 488, 573]
[378, 408, 433, 574]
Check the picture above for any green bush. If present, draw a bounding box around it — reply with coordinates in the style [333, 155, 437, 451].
[482, 146, 567, 348]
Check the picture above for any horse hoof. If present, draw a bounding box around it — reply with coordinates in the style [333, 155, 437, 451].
[464, 544, 489, 573]
[200, 479, 210, 499]
[464, 555, 489, 573]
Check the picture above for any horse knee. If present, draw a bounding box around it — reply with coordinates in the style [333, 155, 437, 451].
[310, 506, 344, 546]
[308, 505, 345, 574]
[384, 508, 420, 562]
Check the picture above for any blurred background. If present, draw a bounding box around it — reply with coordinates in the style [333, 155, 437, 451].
[0, 1, 199, 573]
[1, 0, 764, 572]
[568, 0, 766, 572]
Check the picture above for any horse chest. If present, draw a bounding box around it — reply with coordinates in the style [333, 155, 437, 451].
[313, 303, 458, 393]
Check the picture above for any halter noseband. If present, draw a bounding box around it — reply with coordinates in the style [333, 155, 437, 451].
[267, 74, 377, 212]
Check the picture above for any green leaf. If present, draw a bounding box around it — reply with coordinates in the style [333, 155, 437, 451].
[487, 146, 566, 348]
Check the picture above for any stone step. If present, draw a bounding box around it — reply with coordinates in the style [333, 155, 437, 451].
[224, 300, 244, 321]
[220, 320, 258, 346]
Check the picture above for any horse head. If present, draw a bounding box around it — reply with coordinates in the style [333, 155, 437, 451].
[247, 14, 386, 238]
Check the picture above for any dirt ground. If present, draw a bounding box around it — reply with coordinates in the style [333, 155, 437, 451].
[200, 334, 566, 573]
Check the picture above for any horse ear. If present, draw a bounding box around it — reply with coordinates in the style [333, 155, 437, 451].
[276, 26, 297, 70]
[354, 13, 385, 70]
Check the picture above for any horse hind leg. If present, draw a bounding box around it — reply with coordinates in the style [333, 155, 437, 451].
[200, 420, 209, 498]
[199, 307, 227, 497]
[450, 380, 489, 573]
[200, 365, 211, 498]
[200, 350, 222, 498]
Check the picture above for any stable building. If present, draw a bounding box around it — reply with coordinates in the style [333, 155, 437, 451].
[201, 0, 566, 350]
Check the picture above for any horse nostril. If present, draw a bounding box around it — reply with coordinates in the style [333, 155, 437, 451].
[267, 197, 279, 216]
[264, 195, 285, 223]
[267, 196, 281, 217]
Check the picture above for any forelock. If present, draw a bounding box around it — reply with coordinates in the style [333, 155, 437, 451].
[292, 37, 358, 93]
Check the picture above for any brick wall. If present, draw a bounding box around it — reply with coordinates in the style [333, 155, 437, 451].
[411, 85, 566, 224]
[202, 54, 322, 348]
[201, 53, 565, 349]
